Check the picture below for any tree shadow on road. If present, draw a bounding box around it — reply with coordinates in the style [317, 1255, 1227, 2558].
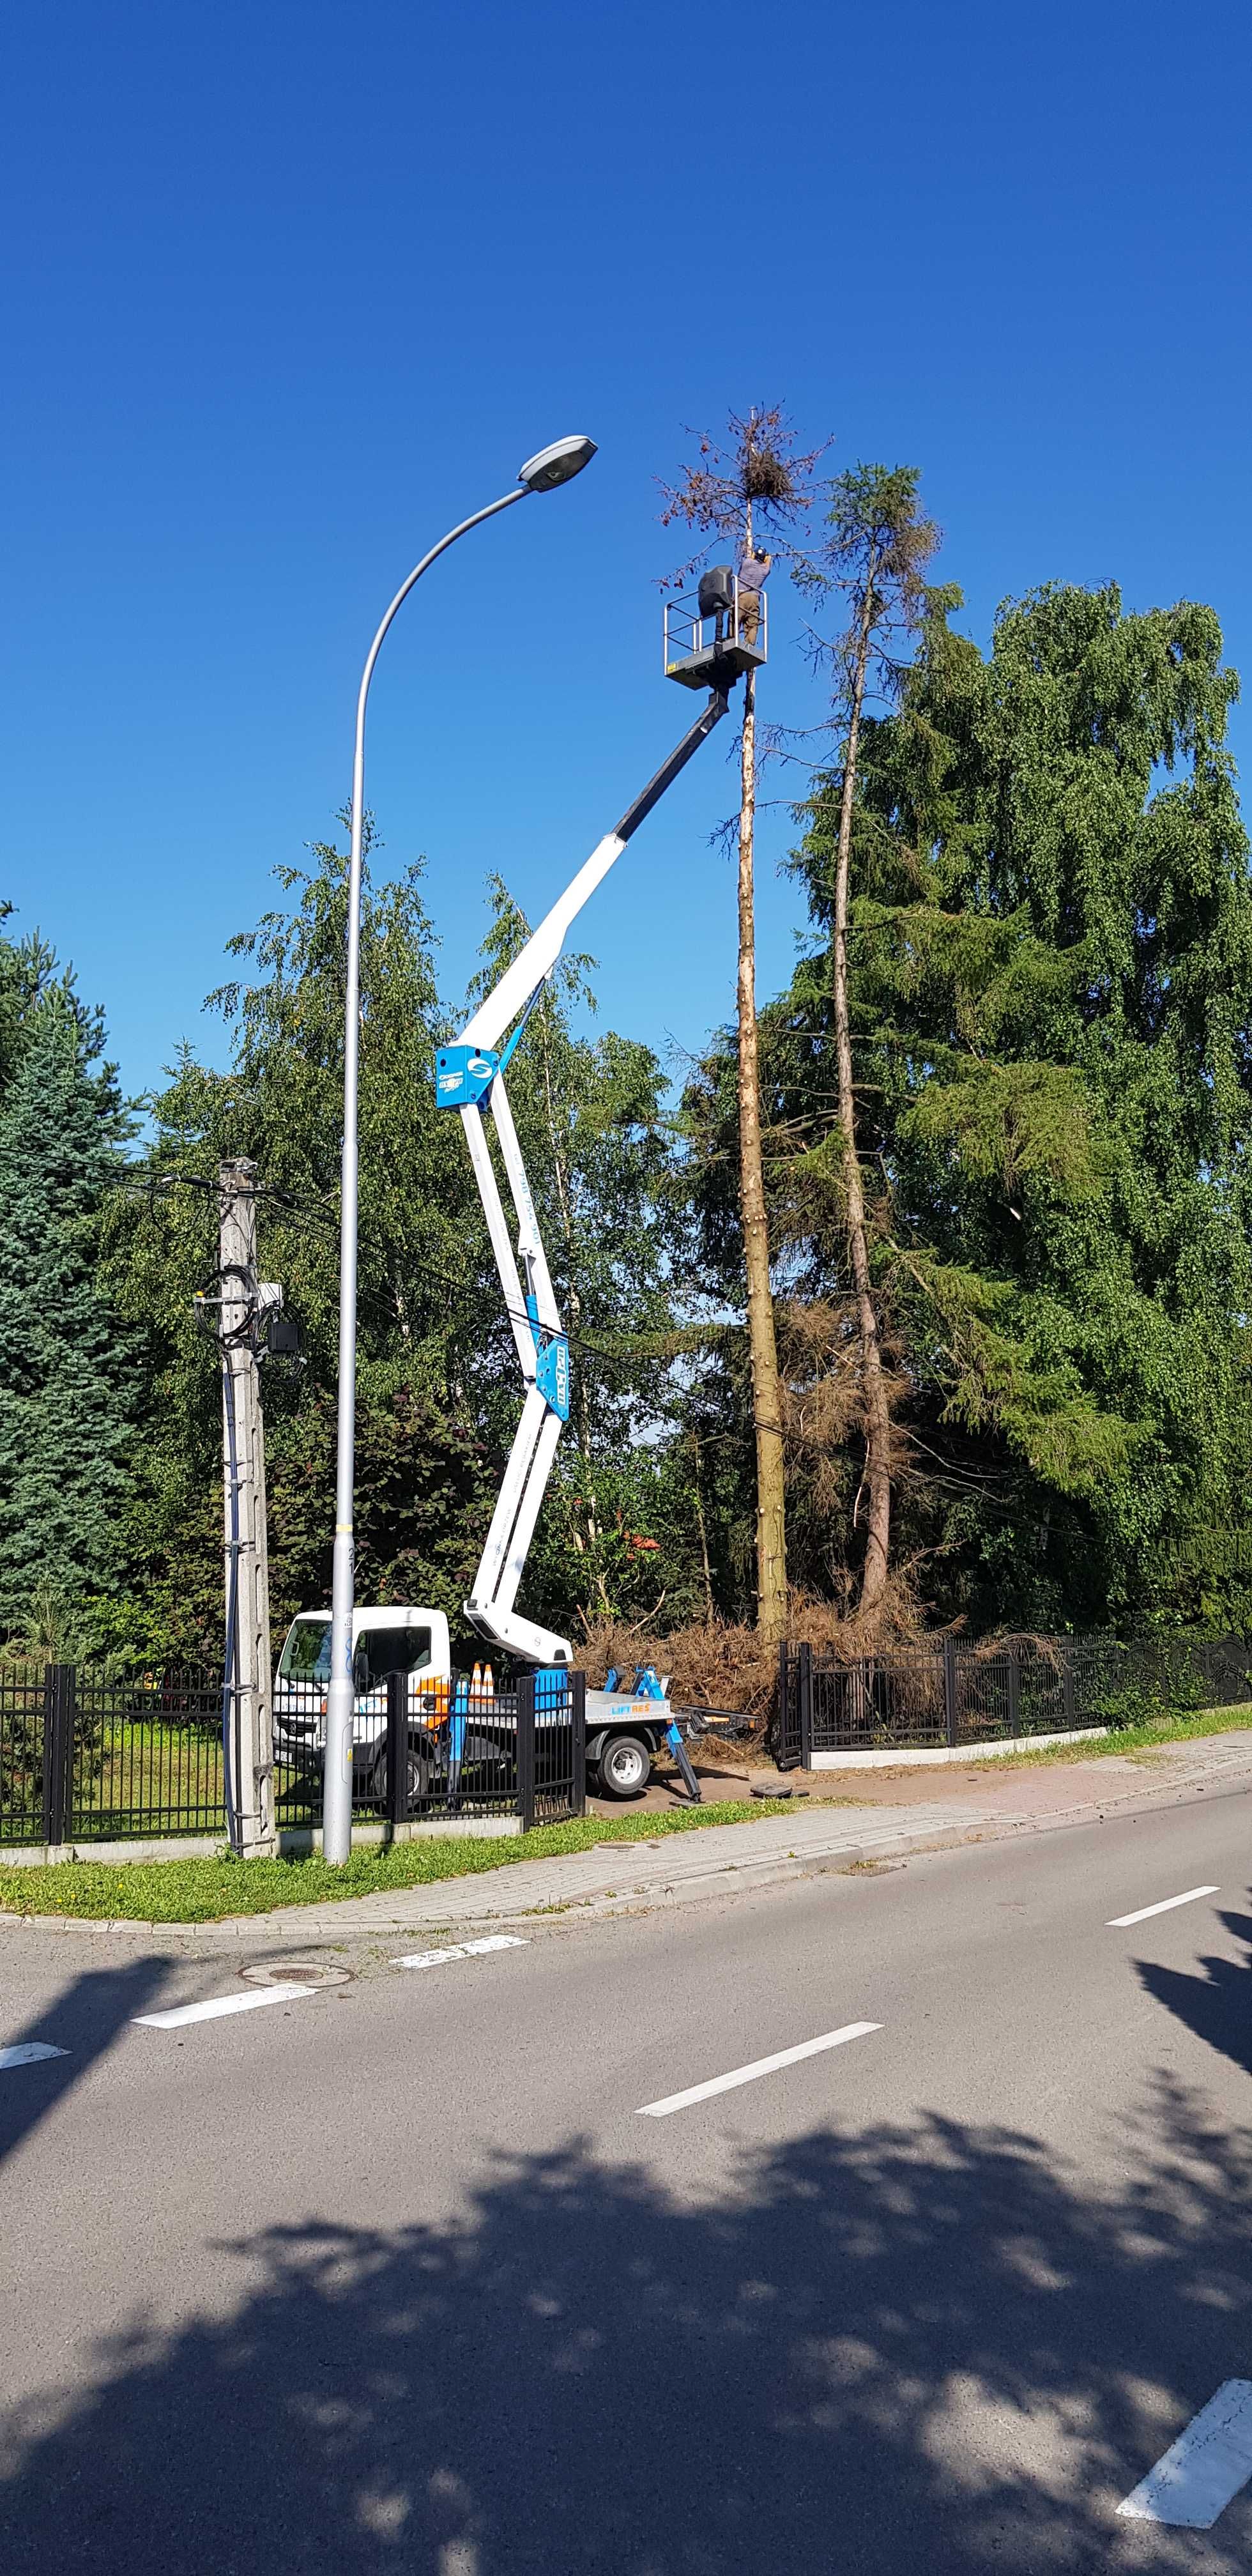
[1, 2071, 1251, 2575]
[1136, 1894, 1252, 2084]
[0, 1955, 169, 2170]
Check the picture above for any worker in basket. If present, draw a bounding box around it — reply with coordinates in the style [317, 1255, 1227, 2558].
[737, 546, 771, 646]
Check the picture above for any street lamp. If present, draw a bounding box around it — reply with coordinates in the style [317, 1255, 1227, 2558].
[321, 435, 597, 1865]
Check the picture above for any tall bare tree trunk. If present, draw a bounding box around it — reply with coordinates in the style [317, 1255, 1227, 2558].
[690, 1430, 715, 1624]
[737, 659, 788, 1641]
[832, 565, 892, 1616]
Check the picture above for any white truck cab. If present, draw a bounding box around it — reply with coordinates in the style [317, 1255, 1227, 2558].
[273, 1606, 452, 1800]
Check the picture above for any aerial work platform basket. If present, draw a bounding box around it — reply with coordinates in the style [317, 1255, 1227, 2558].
[663, 564, 767, 691]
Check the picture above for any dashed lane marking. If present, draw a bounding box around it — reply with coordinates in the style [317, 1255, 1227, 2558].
[134, 1984, 318, 2029]
[637, 2020, 882, 2119]
[1107, 1884, 1219, 1929]
[393, 1936, 527, 1971]
[1118, 2380, 1252, 2527]
[0, 2043, 69, 2072]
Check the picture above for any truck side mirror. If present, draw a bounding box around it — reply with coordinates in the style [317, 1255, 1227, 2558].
[352, 1646, 369, 1695]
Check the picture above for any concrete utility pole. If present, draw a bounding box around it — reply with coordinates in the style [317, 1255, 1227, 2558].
[218, 1157, 276, 1859]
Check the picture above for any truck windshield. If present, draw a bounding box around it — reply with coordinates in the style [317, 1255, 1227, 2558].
[279, 1621, 332, 1683]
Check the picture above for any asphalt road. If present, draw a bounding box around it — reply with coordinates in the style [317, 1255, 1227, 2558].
[3, 1789, 1252, 2573]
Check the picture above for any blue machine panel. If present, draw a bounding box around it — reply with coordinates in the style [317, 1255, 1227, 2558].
[535, 1333, 571, 1420]
[435, 1045, 500, 1108]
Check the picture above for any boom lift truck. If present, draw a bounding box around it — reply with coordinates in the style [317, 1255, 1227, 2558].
[434, 563, 765, 1800]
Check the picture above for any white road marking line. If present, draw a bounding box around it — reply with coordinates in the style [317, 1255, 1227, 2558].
[637, 2021, 882, 2119]
[1107, 1884, 1219, 1929]
[0, 2042, 69, 2072]
[133, 1984, 317, 2029]
[1117, 2380, 1252, 2527]
[393, 1936, 527, 1971]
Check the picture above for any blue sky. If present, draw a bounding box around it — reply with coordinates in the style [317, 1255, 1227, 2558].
[3, 0, 1250, 1110]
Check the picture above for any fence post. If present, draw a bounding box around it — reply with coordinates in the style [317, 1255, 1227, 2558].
[570, 1671, 586, 1818]
[385, 1670, 407, 1829]
[943, 1635, 958, 1749]
[42, 1663, 75, 1848]
[798, 1641, 813, 1769]
[1062, 1639, 1076, 1731]
[775, 1641, 790, 1768]
[516, 1671, 536, 1832]
[1007, 1647, 1020, 1742]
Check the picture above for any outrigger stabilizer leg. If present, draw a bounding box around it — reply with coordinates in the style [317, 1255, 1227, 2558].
[434, 688, 733, 1671]
[667, 1717, 702, 1803]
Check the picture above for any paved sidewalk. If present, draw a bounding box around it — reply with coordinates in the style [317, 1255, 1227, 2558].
[5, 1728, 1251, 1954]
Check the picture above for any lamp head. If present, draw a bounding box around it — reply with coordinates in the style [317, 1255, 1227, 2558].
[517, 434, 597, 493]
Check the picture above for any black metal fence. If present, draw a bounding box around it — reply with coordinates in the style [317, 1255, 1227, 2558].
[308, 1665, 586, 1834]
[0, 1660, 586, 1848]
[0, 1664, 225, 1845]
[774, 1632, 1252, 1767]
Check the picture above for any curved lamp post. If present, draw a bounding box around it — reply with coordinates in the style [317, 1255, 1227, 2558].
[322, 435, 597, 1865]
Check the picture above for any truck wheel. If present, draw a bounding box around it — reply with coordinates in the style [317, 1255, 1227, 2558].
[370, 1742, 431, 1814]
[598, 1733, 650, 1800]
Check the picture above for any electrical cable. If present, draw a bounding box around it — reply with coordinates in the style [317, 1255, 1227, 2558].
[253, 1181, 731, 1367]
[112, 1165, 739, 1365]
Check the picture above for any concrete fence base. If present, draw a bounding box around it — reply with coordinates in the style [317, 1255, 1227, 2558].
[811, 1723, 1108, 1769]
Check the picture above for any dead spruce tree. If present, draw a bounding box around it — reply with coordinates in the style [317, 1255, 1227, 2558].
[794, 466, 940, 1614]
[660, 408, 821, 1641]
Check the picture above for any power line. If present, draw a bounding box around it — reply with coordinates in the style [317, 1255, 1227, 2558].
[254, 1180, 731, 1368]
[116, 1166, 735, 1369]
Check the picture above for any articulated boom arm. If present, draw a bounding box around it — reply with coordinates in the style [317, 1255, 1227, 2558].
[435, 689, 730, 1666]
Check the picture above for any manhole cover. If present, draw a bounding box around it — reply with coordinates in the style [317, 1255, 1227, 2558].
[238, 1959, 354, 1991]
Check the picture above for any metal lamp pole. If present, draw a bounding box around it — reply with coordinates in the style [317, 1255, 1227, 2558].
[322, 434, 597, 1865]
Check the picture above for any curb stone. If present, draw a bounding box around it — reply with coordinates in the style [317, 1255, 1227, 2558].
[1, 1735, 1249, 1953]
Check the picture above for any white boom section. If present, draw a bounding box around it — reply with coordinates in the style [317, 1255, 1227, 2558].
[461, 836, 625, 1054]
[454, 689, 731, 1668]
[458, 1100, 535, 1381]
[491, 1076, 561, 1331]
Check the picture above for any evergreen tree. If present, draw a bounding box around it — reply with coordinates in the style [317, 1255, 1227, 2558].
[781, 579, 1252, 1627]
[0, 899, 107, 1114]
[791, 466, 941, 1613]
[0, 998, 134, 1636]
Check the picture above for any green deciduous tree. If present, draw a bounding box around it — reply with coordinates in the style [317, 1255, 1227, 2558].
[464, 877, 702, 1634]
[105, 832, 712, 1661]
[103, 826, 489, 1659]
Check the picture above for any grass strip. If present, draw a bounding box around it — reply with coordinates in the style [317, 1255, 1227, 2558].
[0, 1795, 848, 1925]
[966, 1701, 1252, 1768]
[4, 1703, 1249, 1926]
[811, 1703, 1252, 1784]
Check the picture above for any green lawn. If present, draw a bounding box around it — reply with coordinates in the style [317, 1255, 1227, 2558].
[3, 1700, 1249, 1926]
[962, 1699, 1252, 1767]
[0, 1795, 823, 1924]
